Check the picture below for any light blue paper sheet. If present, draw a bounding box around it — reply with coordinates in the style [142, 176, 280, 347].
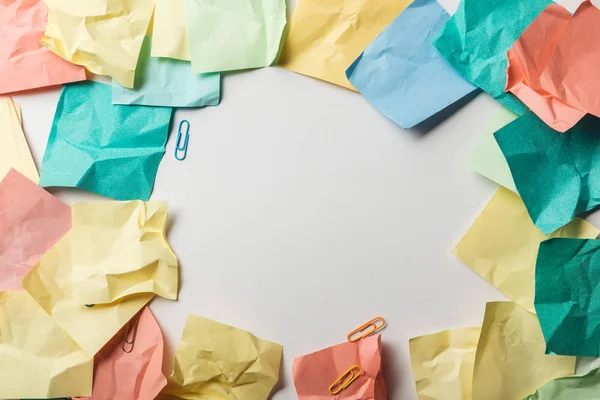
[346, 0, 477, 129]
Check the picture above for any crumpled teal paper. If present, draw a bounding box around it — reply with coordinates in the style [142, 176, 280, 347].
[346, 0, 477, 129]
[112, 36, 221, 107]
[40, 81, 172, 201]
[495, 113, 600, 235]
[433, 0, 551, 114]
[524, 368, 600, 400]
[536, 238, 600, 357]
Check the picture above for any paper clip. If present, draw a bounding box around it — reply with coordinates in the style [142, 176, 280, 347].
[175, 119, 190, 161]
[347, 317, 386, 342]
[122, 313, 141, 353]
[329, 365, 363, 395]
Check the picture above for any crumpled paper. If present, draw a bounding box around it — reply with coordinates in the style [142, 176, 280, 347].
[183, 0, 287, 73]
[505, 4, 584, 132]
[73, 306, 167, 400]
[0, 169, 71, 291]
[161, 314, 283, 400]
[472, 302, 575, 400]
[0, 97, 39, 183]
[535, 238, 600, 357]
[524, 368, 600, 400]
[69, 201, 178, 305]
[151, 0, 190, 61]
[0, 291, 92, 399]
[454, 187, 599, 314]
[494, 113, 600, 235]
[292, 335, 386, 400]
[41, 0, 154, 88]
[433, 0, 552, 114]
[0, 0, 86, 95]
[279, 0, 411, 90]
[409, 328, 480, 400]
[112, 36, 220, 108]
[39, 81, 172, 201]
[346, 0, 477, 129]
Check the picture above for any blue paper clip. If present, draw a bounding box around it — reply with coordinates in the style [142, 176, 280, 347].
[175, 120, 190, 161]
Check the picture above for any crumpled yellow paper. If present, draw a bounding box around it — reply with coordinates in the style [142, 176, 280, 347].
[151, 0, 190, 61]
[41, 0, 154, 88]
[0, 291, 93, 399]
[279, 0, 411, 90]
[472, 302, 575, 400]
[409, 327, 481, 400]
[160, 314, 283, 400]
[68, 201, 178, 305]
[453, 187, 599, 313]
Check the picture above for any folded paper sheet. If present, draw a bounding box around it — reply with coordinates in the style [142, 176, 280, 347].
[113, 37, 220, 107]
[183, 0, 287, 73]
[73, 307, 167, 400]
[0, 291, 92, 398]
[454, 187, 599, 314]
[346, 0, 477, 129]
[506, 4, 584, 132]
[292, 335, 386, 400]
[70, 201, 178, 304]
[472, 302, 575, 400]
[409, 328, 480, 400]
[468, 107, 518, 191]
[279, 0, 411, 90]
[495, 113, 600, 235]
[535, 238, 600, 357]
[524, 368, 600, 400]
[162, 314, 283, 400]
[0, 169, 71, 291]
[151, 0, 190, 61]
[433, 0, 551, 114]
[41, 0, 154, 88]
[40, 81, 172, 201]
[0, 97, 39, 183]
[0, 0, 86, 95]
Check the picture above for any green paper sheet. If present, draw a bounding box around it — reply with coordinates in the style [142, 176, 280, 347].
[112, 36, 220, 107]
[524, 368, 600, 400]
[183, 0, 287, 73]
[535, 238, 600, 357]
[495, 113, 600, 235]
[40, 81, 172, 201]
[433, 0, 551, 114]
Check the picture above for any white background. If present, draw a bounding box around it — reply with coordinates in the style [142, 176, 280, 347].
[12, 0, 596, 398]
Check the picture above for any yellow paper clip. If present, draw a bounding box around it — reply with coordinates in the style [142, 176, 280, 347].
[329, 365, 363, 395]
[347, 317, 386, 342]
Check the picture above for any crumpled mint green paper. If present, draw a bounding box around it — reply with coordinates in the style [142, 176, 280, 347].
[524, 368, 600, 400]
[40, 81, 172, 201]
[433, 0, 551, 114]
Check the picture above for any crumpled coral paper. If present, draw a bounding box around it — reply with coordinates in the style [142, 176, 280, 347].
[0, 0, 86, 95]
[69, 201, 178, 305]
[279, 0, 411, 90]
[41, 0, 154, 88]
[345, 0, 477, 129]
[535, 238, 600, 357]
[0, 169, 71, 291]
[524, 368, 600, 400]
[40, 81, 172, 201]
[151, 0, 190, 61]
[73, 306, 167, 400]
[409, 328, 480, 400]
[472, 302, 575, 400]
[454, 187, 599, 314]
[161, 314, 283, 400]
[292, 335, 386, 400]
[0, 291, 92, 399]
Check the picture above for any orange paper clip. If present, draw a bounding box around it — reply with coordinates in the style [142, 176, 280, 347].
[329, 365, 363, 395]
[347, 317, 386, 342]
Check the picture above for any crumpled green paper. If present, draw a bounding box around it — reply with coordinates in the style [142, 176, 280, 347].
[524, 368, 600, 400]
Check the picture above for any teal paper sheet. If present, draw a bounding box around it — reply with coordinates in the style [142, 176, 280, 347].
[40, 81, 172, 201]
[535, 238, 600, 357]
[112, 36, 220, 107]
[495, 113, 600, 235]
[524, 369, 600, 400]
[433, 0, 551, 114]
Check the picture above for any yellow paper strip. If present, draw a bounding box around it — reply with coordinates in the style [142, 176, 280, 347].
[151, 0, 190, 61]
[0, 97, 39, 182]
